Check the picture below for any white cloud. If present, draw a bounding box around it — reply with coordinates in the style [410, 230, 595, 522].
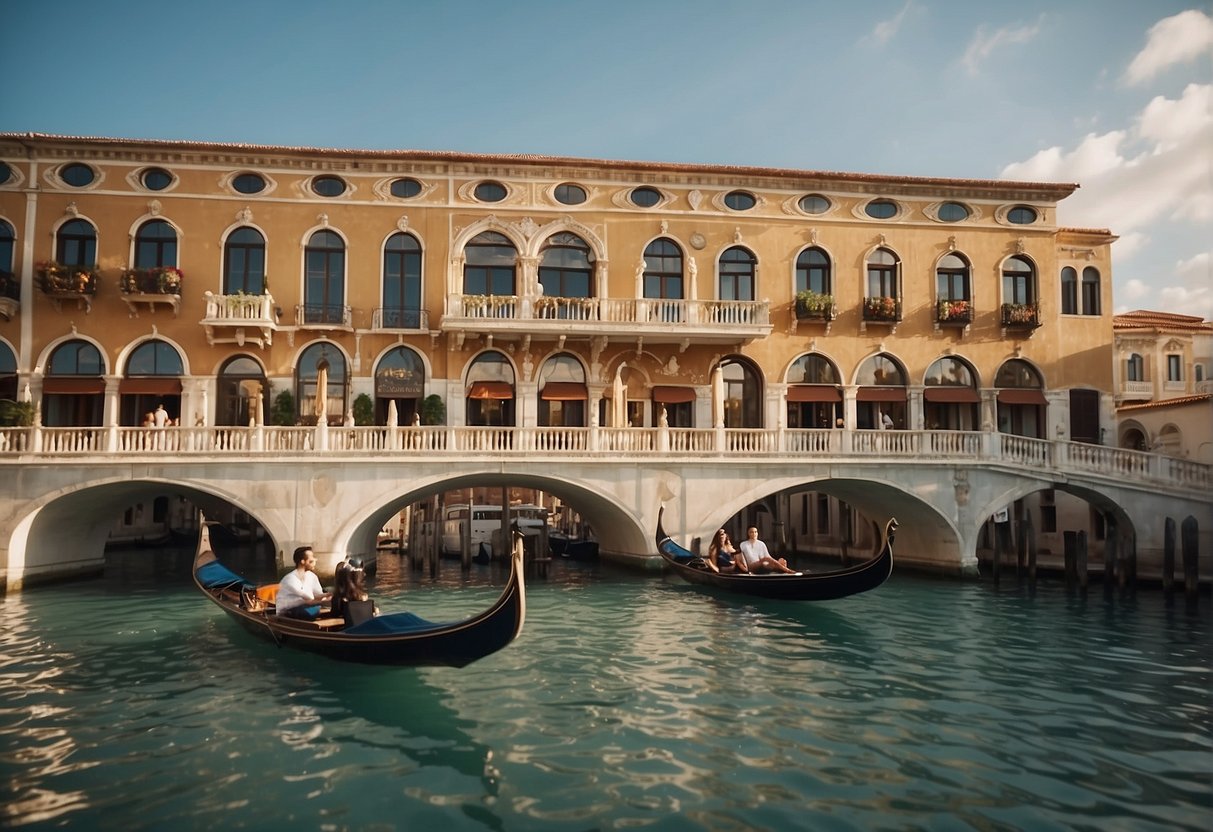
[1111, 232, 1149, 262]
[1124, 9, 1213, 86]
[1175, 251, 1212, 285]
[1137, 83, 1213, 152]
[870, 0, 914, 46]
[1121, 278, 1150, 301]
[961, 16, 1043, 75]
[1157, 284, 1213, 318]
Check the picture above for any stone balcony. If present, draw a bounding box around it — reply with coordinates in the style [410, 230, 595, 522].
[441, 294, 771, 350]
[200, 292, 279, 348]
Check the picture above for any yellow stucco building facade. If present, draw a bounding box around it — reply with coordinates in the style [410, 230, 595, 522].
[1, 132, 1116, 447]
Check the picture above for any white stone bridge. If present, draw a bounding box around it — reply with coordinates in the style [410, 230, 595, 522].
[1, 423, 1209, 591]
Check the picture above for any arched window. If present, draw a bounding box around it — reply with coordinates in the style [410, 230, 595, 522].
[923, 356, 980, 430]
[56, 219, 97, 266]
[795, 247, 831, 296]
[466, 351, 515, 427]
[464, 231, 517, 297]
[786, 353, 842, 428]
[995, 359, 1046, 438]
[538, 233, 593, 300]
[718, 247, 756, 302]
[224, 227, 266, 295]
[1060, 267, 1078, 314]
[217, 355, 267, 427]
[0, 219, 13, 275]
[0, 341, 17, 402]
[134, 220, 178, 268]
[296, 343, 347, 425]
[719, 357, 762, 428]
[304, 230, 346, 325]
[538, 353, 587, 427]
[375, 346, 425, 425]
[856, 353, 907, 429]
[382, 232, 422, 329]
[120, 340, 184, 426]
[43, 340, 105, 427]
[864, 248, 901, 322]
[643, 238, 683, 300]
[936, 253, 972, 324]
[1002, 256, 1036, 306]
[1081, 267, 1101, 315]
[1127, 353, 1144, 382]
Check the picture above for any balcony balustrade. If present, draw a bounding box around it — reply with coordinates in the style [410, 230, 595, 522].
[297, 303, 353, 330]
[35, 262, 99, 313]
[443, 294, 771, 347]
[862, 296, 902, 325]
[0, 269, 18, 321]
[936, 299, 974, 327]
[2, 425, 1206, 493]
[201, 292, 278, 348]
[372, 307, 429, 331]
[119, 267, 183, 317]
[1118, 380, 1153, 399]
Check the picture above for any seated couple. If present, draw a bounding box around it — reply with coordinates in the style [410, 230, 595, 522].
[708, 527, 799, 575]
[275, 547, 378, 625]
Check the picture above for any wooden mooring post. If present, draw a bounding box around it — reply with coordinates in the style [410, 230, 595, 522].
[1063, 531, 1077, 592]
[1017, 515, 1031, 581]
[1104, 528, 1118, 599]
[1076, 530, 1089, 592]
[1163, 517, 1176, 595]
[1182, 516, 1200, 603]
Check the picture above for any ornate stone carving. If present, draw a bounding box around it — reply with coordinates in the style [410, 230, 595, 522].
[396, 215, 410, 232]
[237, 206, 253, 224]
[688, 190, 702, 210]
[148, 200, 162, 217]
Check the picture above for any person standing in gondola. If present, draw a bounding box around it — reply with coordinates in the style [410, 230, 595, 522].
[275, 546, 331, 620]
[738, 527, 798, 574]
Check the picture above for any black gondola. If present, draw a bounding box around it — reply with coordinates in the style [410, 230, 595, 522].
[655, 507, 896, 601]
[193, 521, 525, 667]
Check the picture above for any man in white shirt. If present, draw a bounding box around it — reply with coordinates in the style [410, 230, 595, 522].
[738, 527, 799, 574]
[275, 546, 331, 619]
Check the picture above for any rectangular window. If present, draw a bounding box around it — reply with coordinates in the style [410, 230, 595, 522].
[1041, 505, 1057, 533]
[815, 494, 830, 535]
[1167, 355, 1182, 381]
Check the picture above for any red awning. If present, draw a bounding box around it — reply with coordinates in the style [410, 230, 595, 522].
[787, 385, 842, 403]
[652, 386, 695, 404]
[923, 386, 980, 403]
[42, 377, 106, 394]
[856, 386, 907, 402]
[119, 377, 183, 395]
[540, 382, 588, 401]
[467, 381, 514, 400]
[998, 389, 1048, 405]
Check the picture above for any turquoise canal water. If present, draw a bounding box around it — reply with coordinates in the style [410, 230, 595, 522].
[2, 544, 1210, 831]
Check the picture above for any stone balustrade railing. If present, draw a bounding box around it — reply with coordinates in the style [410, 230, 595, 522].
[1, 425, 1208, 492]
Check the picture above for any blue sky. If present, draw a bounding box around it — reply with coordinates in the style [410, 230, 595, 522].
[4, 0, 1210, 317]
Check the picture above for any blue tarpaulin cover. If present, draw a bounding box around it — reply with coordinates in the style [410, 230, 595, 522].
[343, 611, 441, 636]
[197, 560, 251, 589]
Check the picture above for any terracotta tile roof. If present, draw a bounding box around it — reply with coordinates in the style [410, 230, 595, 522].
[1117, 393, 1213, 412]
[1114, 310, 1213, 332]
[0, 131, 1081, 196]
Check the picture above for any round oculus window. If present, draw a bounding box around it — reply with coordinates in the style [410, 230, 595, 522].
[630, 187, 661, 208]
[141, 168, 173, 191]
[554, 183, 587, 205]
[232, 173, 266, 194]
[60, 163, 96, 188]
[724, 191, 756, 211]
[865, 200, 898, 219]
[0, 161, 12, 186]
[799, 194, 830, 214]
[390, 178, 422, 198]
[938, 202, 969, 222]
[1007, 206, 1038, 224]
[312, 176, 347, 197]
[474, 181, 507, 202]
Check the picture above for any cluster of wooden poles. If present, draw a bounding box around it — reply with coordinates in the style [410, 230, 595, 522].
[990, 514, 1203, 602]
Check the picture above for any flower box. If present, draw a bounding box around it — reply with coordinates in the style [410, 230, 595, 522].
[862, 295, 901, 322]
[1001, 302, 1041, 328]
[795, 290, 835, 321]
[36, 261, 99, 295]
[120, 266, 183, 295]
[937, 299, 973, 325]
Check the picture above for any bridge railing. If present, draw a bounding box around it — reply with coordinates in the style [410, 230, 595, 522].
[1, 425, 1208, 491]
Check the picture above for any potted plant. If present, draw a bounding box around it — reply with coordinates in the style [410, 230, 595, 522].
[795, 289, 834, 320]
[120, 266, 183, 294]
[419, 394, 446, 426]
[1001, 302, 1040, 327]
[352, 393, 374, 426]
[271, 389, 296, 426]
[937, 299, 972, 323]
[36, 261, 99, 295]
[863, 295, 900, 321]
